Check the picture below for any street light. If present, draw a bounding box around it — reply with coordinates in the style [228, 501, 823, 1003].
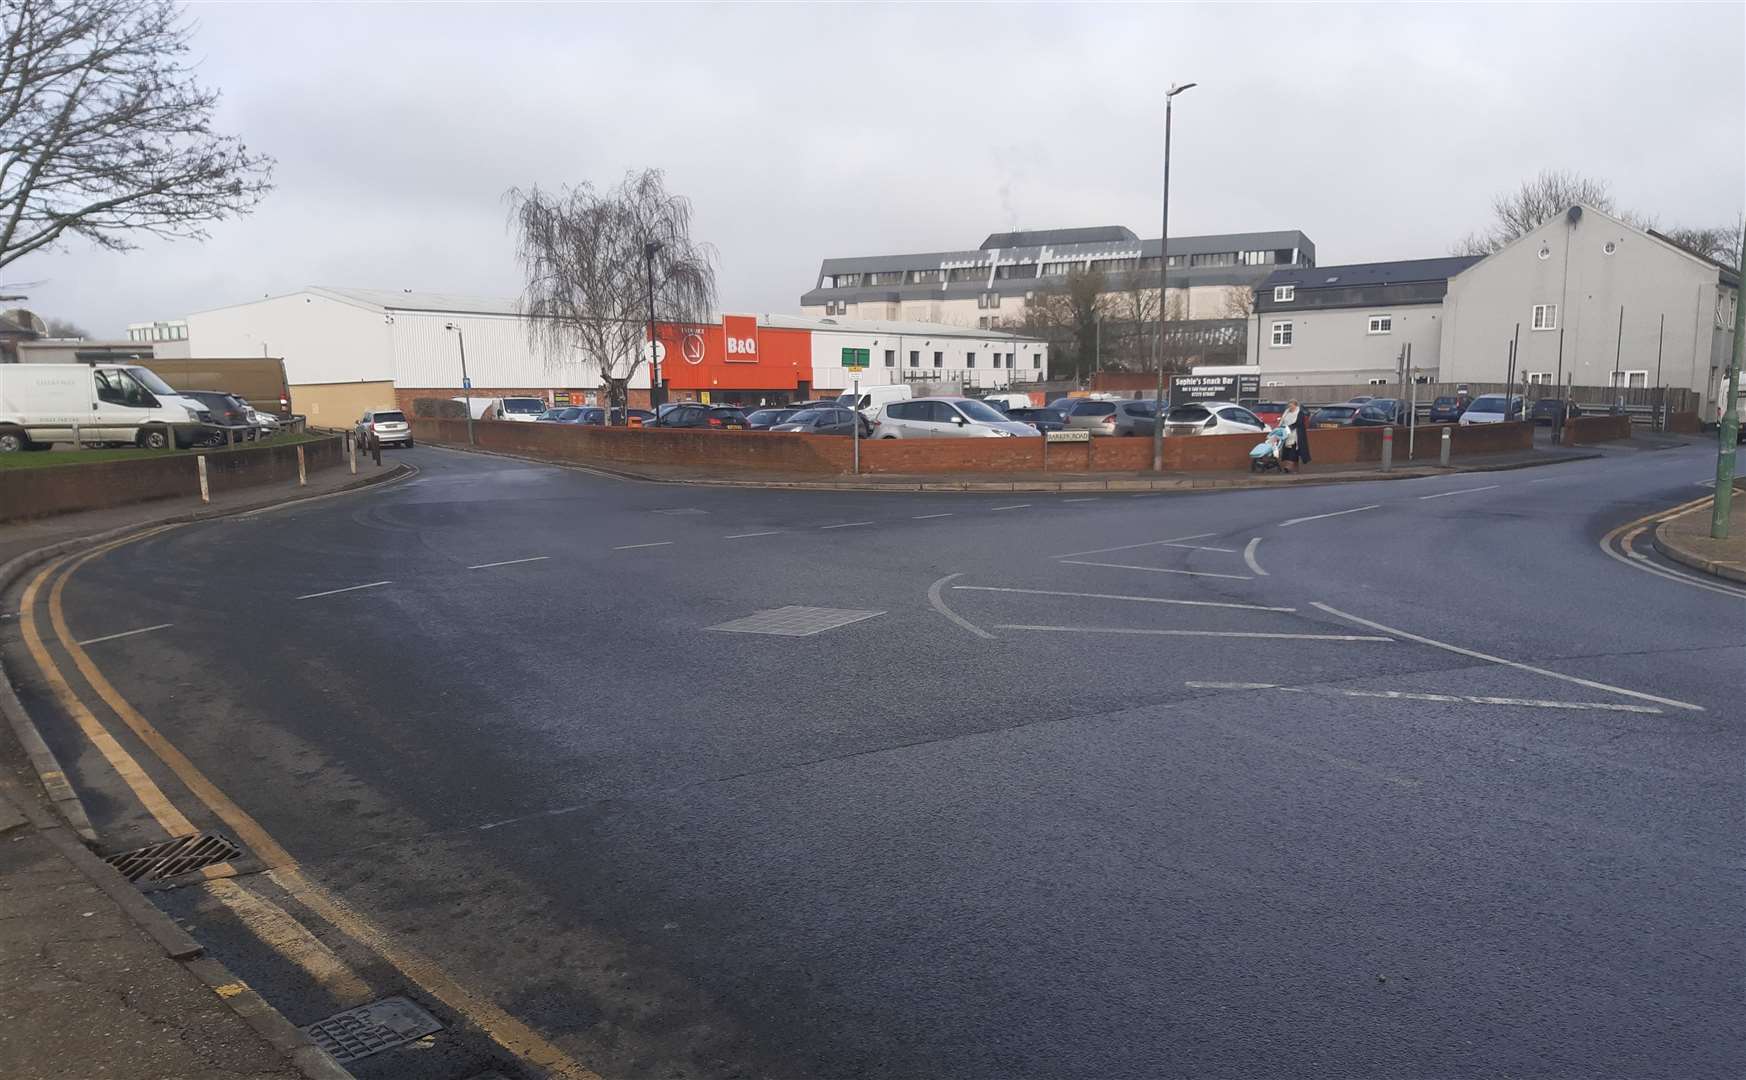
[1152, 80, 1196, 474]
[444, 321, 474, 445]
[644, 240, 663, 415]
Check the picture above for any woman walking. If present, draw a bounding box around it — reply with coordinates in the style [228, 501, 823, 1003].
[1279, 400, 1312, 474]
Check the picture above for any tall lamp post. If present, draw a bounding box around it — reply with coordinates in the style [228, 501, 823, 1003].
[1711, 242, 1744, 539]
[1152, 81, 1196, 473]
[443, 321, 474, 445]
[644, 240, 663, 416]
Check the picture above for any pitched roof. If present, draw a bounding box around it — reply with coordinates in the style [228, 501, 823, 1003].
[1262, 255, 1484, 289]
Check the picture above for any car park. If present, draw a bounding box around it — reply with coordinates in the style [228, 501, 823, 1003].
[1003, 407, 1066, 433]
[245, 406, 280, 437]
[0, 362, 216, 451]
[1350, 398, 1409, 426]
[1307, 404, 1360, 428]
[769, 407, 870, 436]
[356, 408, 414, 447]
[497, 396, 547, 422]
[835, 383, 913, 416]
[179, 391, 259, 444]
[1458, 394, 1525, 425]
[745, 407, 800, 430]
[559, 407, 606, 425]
[651, 404, 749, 429]
[1428, 395, 1468, 423]
[1161, 401, 1267, 437]
[1529, 398, 1583, 425]
[872, 396, 1038, 438]
[979, 392, 1036, 412]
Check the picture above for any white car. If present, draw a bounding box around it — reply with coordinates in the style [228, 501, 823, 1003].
[1161, 400, 1268, 437]
[245, 405, 280, 437]
[355, 408, 413, 448]
[871, 396, 1040, 438]
[1458, 394, 1524, 425]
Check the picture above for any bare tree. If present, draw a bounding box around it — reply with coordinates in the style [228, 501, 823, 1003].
[509, 170, 717, 416]
[1658, 219, 1744, 267]
[1453, 170, 1651, 255]
[1111, 279, 1158, 371]
[0, 1, 272, 273]
[1220, 286, 1254, 319]
[1001, 265, 1105, 381]
[43, 316, 87, 337]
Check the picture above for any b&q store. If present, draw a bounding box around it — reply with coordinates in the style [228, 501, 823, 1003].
[179, 287, 1049, 420]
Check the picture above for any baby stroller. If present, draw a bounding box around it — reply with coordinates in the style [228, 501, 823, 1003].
[1249, 425, 1290, 472]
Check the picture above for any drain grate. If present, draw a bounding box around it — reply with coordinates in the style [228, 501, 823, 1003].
[104, 833, 241, 882]
[304, 996, 443, 1064]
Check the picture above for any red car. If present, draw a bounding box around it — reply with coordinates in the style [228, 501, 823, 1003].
[1251, 401, 1287, 427]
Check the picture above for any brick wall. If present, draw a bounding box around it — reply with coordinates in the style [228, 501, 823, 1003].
[1561, 414, 1633, 445]
[1666, 411, 1699, 434]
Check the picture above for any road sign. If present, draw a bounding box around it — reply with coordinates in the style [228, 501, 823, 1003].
[841, 347, 869, 370]
[1045, 429, 1091, 443]
[462, 376, 472, 389]
[643, 340, 667, 364]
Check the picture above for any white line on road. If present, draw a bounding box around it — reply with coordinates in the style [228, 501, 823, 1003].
[954, 585, 1293, 612]
[77, 623, 173, 646]
[1243, 537, 1269, 577]
[467, 556, 550, 570]
[1061, 497, 1098, 502]
[913, 513, 954, 520]
[1059, 559, 1252, 581]
[1163, 543, 1236, 553]
[1051, 532, 1216, 559]
[612, 541, 673, 550]
[295, 581, 391, 601]
[820, 521, 873, 529]
[998, 625, 1391, 642]
[1418, 484, 1500, 500]
[1183, 681, 1662, 714]
[724, 531, 783, 539]
[928, 573, 994, 639]
[990, 504, 1031, 511]
[1278, 504, 1381, 527]
[1310, 601, 1705, 712]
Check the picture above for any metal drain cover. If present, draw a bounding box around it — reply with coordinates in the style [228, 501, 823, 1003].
[707, 606, 885, 637]
[104, 833, 241, 882]
[304, 996, 442, 1064]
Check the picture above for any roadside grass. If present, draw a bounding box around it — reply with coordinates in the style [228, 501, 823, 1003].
[0, 431, 327, 471]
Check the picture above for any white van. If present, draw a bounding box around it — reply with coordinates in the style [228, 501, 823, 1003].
[0, 363, 216, 452]
[451, 395, 546, 422]
[979, 392, 1035, 412]
[835, 383, 913, 416]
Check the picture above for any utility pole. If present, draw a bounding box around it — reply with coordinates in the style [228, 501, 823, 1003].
[1612, 305, 1625, 409]
[1152, 81, 1197, 473]
[1711, 245, 1744, 539]
[644, 240, 663, 416]
[445, 322, 474, 446]
[1654, 313, 1666, 431]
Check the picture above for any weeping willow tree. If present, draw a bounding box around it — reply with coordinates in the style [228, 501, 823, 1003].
[508, 170, 716, 417]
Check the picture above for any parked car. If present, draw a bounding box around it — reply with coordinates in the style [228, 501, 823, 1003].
[1004, 407, 1066, 433]
[356, 408, 413, 448]
[1308, 404, 1361, 428]
[1251, 401, 1288, 426]
[835, 383, 914, 416]
[1346, 395, 1376, 405]
[651, 404, 749, 430]
[1529, 398, 1583, 425]
[1428, 395, 1469, 423]
[1162, 401, 1268, 437]
[769, 407, 870, 436]
[1350, 398, 1409, 426]
[1046, 396, 1081, 415]
[0, 362, 215, 451]
[871, 396, 1039, 438]
[1062, 399, 1122, 435]
[979, 392, 1035, 412]
[745, 407, 800, 430]
[180, 391, 258, 444]
[1096, 400, 1160, 437]
[611, 408, 656, 426]
[245, 405, 281, 437]
[1459, 394, 1525, 425]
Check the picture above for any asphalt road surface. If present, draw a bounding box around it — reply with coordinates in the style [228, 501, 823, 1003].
[7, 439, 1741, 1080]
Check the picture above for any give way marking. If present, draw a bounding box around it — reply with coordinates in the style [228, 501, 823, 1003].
[1184, 681, 1663, 714]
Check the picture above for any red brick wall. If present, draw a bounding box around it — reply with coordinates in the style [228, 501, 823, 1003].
[1666, 411, 1699, 434]
[412, 418, 852, 472]
[1562, 414, 1633, 444]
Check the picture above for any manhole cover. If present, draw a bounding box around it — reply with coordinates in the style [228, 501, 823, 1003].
[304, 996, 443, 1064]
[104, 833, 241, 882]
[707, 606, 885, 637]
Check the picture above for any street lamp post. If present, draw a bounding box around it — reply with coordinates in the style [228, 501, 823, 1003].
[1152, 81, 1196, 473]
[444, 322, 474, 445]
[644, 240, 663, 417]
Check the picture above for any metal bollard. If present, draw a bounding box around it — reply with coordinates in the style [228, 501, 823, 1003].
[196, 455, 210, 503]
[1381, 426, 1394, 471]
[1440, 425, 1451, 467]
[296, 445, 307, 486]
[348, 432, 357, 474]
[371, 432, 382, 467]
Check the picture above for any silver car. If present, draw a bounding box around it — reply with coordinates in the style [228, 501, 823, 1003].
[355, 408, 413, 448]
[870, 397, 1039, 439]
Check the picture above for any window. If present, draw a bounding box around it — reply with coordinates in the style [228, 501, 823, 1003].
[1610, 370, 1649, 389]
[966, 352, 976, 368]
[1367, 378, 1390, 386]
[1525, 372, 1554, 384]
[908, 350, 919, 367]
[946, 266, 986, 283]
[1367, 315, 1393, 334]
[1532, 303, 1558, 330]
[910, 269, 941, 284]
[1270, 321, 1293, 347]
[978, 293, 1002, 309]
[925, 402, 959, 423]
[1718, 292, 1738, 330]
[867, 271, 904, 286]
[1238, 250, 1272, 266]
[978, 317, 990, 329]
[883, 349, 895, 368]
[1031, 353, 1041, 369]
[1166, 254, 1184, 268]
[94, 369, 152, 407]
[833, 273, 862, 288]
[1275, 249, 1294, 264]
[1098, 258, 1138, 273]
[933, 351, 943, 368]
[1273, 286, 1295, 302]
[994, 264, 1037, 280]
[1189, 252, 1237, 268]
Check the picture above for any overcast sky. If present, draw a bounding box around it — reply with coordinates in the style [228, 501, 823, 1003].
[19, 1, 1745, 337]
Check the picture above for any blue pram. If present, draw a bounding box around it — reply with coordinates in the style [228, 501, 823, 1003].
[1249, 425, 1290, 472]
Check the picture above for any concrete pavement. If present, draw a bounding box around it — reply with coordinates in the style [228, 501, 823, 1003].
[2, 439, 1740, 1079]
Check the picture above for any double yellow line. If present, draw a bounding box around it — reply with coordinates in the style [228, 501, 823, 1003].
[18, 528, 600, 1080]
[1598, 490, 1746, 600]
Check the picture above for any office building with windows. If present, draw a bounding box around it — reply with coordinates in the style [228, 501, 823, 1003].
[800, 225, 1316, 330]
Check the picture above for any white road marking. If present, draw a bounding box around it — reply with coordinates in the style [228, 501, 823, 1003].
[913, 513, 954, 520]
[1062, 497, 1098, 502]
[927, 573, 994, 639]
[1051, 532, 1216, 559]
[77, 623, 173, 646]
[1418, 484, 1500, 500]
[466, 556, 550, 570]
[724, 531, 783, 539]
[954, 585, 1293, 612]
[296, 581, 391, 600]
[820, 521, 873, 529]
[1059, 559, 1251, 581]
[990, 504, 1031, 511]
[1243, 537, 1269, 576]
[1278, 504, 1381, 527]
[998, 625, 1391, 642]
[612, 541, 673, 550]
[1310, 601, 1705, 712]
[1163, 543, 1236, 553]
[1183, 681, 1662, 714]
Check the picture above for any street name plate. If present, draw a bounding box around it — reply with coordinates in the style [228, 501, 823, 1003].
[1046, 430, 1091, 443]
